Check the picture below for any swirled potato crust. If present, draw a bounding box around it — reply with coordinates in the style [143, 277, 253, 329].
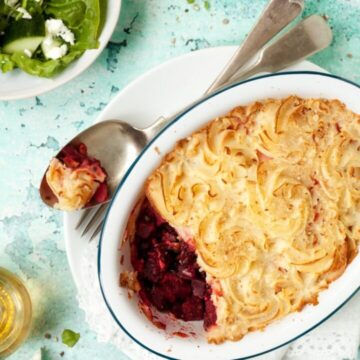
[145, 96, 360, 344]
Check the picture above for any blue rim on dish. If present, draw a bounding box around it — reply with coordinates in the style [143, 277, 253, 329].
[98, 71, 360, 360]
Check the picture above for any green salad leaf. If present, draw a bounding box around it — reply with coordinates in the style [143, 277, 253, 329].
[0, 1, 13, 17]
[0, 0, 102, 77]
[61, 329, 80, 348]
[11, 49, 82, 77]
[98, 0, 107, 38]
[0, 15, 8, 32]
[45, 0, 100, 50]
[23, 0, 44, 15]
[0, 53, 15, 72]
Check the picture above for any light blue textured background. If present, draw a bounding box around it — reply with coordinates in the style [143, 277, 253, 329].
[1, 0, 359, 359]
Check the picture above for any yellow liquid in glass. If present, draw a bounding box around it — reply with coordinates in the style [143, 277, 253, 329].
[0, 268, 32, 358]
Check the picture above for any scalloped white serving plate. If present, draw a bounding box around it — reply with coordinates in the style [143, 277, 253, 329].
[0, 0, 121, 100]
[97, 70, 360, 359]
[64, 46, 359, 359]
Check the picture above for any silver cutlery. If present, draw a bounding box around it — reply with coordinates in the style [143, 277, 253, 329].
[220, 14, 332, 87]
[39, 2, 333, 241]
[78, 14, 331, 240]
[40, 0, 303, 211]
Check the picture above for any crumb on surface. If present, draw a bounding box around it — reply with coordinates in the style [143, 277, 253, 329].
[60, 351, 65, 357]
[172, 331, 189, 338]
[120, 271, 141, 291]
[154, 146, 161, 155]
[347, 53, 353, 58]
[44, 333, 51, 339]
[153, 319, 166, 330]
[322, 14, 329, 21]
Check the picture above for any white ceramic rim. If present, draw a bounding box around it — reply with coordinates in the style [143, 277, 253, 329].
[0, 0, 121, 100]
[98, 71, 360, 360]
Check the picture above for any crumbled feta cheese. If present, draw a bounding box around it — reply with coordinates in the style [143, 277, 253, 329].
[41, 19, 75, 60]
[17, 7, 32, 19]
[44, 44, 67, 60]
[23, 49, 32, 58]
[45, 19, 75, 45]
[4, 0, 18, 7]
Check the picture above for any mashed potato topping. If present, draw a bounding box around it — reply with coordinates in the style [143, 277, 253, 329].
[145, 96, 360, 343]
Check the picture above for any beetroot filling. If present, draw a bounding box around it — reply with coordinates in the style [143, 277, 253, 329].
[131, 199, 217, 328]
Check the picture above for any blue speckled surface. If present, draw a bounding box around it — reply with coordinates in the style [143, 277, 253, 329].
[0, 0, 359, 359]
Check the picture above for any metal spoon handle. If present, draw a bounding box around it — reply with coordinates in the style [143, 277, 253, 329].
[205, 0, 304, 94]
[227, 15, 332, 84]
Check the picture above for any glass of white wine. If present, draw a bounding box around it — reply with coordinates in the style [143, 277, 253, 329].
[0, 268, 32, 358]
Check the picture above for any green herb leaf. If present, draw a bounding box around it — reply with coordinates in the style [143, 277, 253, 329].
[187, 0, 195, 4]
[204, 1, 210, 10]
[0, 54, 15, 73]
[61, 329, 80, 348]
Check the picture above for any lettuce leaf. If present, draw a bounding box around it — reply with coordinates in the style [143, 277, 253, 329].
[0, 53, 15, 72]
[22, 0, 45, 15]
[98, 0, 107, 38]
[0, 0, 101, 77]
[11, 49, 82, 77]
[45, 0, 100, 50]
[0, 15, 8, 32]
[0, 1, 14, 17]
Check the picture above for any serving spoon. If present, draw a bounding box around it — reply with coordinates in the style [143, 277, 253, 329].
[40, 0, 304, 210]
[40, 15, 331, 239]
[40, 16, 332, 238]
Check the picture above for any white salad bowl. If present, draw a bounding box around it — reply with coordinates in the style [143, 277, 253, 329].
[98, 72, 360, 360]
[0, 0, 121, 100]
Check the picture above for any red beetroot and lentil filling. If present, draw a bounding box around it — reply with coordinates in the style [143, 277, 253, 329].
[131, 199, 217, 329]
[58, 143, 109, 203]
